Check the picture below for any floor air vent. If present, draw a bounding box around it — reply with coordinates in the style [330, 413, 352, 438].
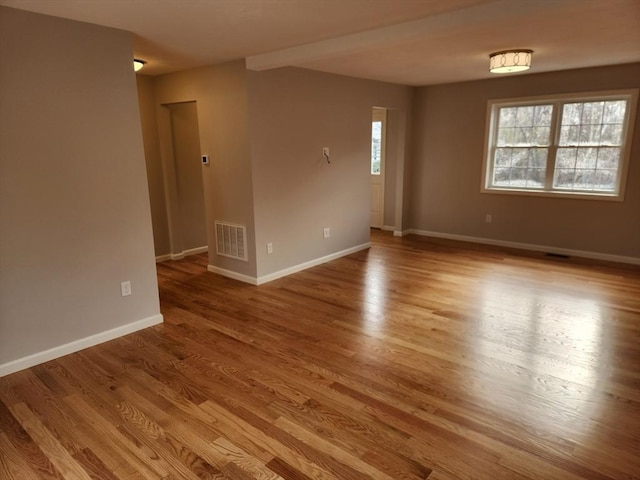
[215, 221, 248, 261]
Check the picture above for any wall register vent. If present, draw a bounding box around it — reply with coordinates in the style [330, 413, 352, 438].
[215, 221, 248, 261]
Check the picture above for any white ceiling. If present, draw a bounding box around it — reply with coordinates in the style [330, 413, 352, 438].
[1, 0, 639, 86]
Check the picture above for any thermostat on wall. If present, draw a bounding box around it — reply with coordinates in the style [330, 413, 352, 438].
[201, 154, 209, 165]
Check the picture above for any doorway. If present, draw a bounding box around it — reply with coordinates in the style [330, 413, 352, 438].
[370, 107, 386, 228]
[161, 102, 207, 259]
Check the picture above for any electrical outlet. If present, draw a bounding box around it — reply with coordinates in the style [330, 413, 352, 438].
[485, 214, 492, 224]
[323, 227, 330, 238]
[120, 280, 132, 297]
[267, 242, 273, 254]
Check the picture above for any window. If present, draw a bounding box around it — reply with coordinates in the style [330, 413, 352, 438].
[482, 90, 637, 200]
[371, 120, 382, 175]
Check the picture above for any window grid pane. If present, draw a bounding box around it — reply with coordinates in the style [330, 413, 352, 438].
[493, 105, 552, 188]
[493, 147, 548, 188]
[496, 105, 552, 147]
[553, 100, 626, 192]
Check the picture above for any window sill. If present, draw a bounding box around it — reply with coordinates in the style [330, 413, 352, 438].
[480, 187, 624, 202]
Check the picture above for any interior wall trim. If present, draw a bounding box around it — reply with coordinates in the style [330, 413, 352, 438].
[207, 265, 258, 285]
[405, 229, 640, 265]
[256, 243, 371, 285]
[156, 246, 208, 263]
[0, 314, 164, 377]
[208, 242, 372, 286]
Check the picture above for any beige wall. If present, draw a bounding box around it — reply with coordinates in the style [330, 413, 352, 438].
[137, 75, 170, 256]
[247, 68, 413, 277]
[383, 108, 404, 228]
[410, 63, 640, 258]
[0, 8, 161, 368]
[147, 65, 412, 280]
[152, 61, 257, 277]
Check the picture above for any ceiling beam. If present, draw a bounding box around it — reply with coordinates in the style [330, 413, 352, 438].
[245, 0, 570, 71]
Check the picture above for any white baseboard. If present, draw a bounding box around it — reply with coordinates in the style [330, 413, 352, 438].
[405, 229, 640, 265]
[184, 246, 208, 256]
[156, 246, 207, 263]
[207, 265, 258, 285]
[381, 225, 395, 232]
[0, 314, 164, 377]
[393, 230, 405, 237]
[207, 242, 372, 286]
[256, 242, 371, 285]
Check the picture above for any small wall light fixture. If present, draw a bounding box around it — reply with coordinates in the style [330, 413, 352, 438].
[489, 49, 532, 74]
[133, 59, 146, 72]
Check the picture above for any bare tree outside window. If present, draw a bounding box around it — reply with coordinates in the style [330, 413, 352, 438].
[483, 90, 636, 199]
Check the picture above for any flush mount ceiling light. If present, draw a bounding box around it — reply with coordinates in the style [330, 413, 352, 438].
[489, 49, 533, 74]
[133, 59, 146, 72]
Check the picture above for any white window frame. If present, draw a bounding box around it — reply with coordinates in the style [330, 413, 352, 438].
[481, 89, 638, 201]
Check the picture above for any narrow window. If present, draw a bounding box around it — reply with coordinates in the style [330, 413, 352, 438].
[371, 120, 382, 175]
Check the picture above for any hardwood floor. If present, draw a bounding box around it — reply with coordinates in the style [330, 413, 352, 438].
[1, 230, 639, 479]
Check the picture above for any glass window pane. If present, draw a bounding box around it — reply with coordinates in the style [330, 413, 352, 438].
[533, 105, 553, 126]
[510, 168, 527, 186]
[515, 127, 534, 145]
[531, 148, 548, 168]
[562, 103, 582, 125]
[493, 167, 511, 186]
[581, 102, 604, 125]
[603, 100, 626, 124]
[499, 107, 517, 127]
[577, 148, 597, 169]
[512, 148, 529, 167]
[600, 124, 623, 145]
[594, 170, 617, 191]
[525, 168, 545, 188]
[554, 169, 576, 188]
[559, 125, 580, 145]
[533, 126, 550, 145]
[515, 106, 534, 126]
[556, 148, 577, 168]
[574, 169, 596, 189]
[498, 127, 518, 146]
[597, 147, 620, 169]
[495, 148, 512, 166]
[492, 147, 547, 189]
[371, 120, 381, 175]
[579, 125, 597, 145]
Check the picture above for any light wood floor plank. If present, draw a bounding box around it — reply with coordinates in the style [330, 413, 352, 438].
[1, 230, 638, 479]
[9, 402, 92, 480]
[0, 432, 41, 480]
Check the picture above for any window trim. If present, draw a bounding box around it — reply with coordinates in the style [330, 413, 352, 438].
[481, 89, 638, 201]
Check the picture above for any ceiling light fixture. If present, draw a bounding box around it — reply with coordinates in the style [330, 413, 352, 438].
[133, 59, 146, 72]
[489, 49, 532, 74]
